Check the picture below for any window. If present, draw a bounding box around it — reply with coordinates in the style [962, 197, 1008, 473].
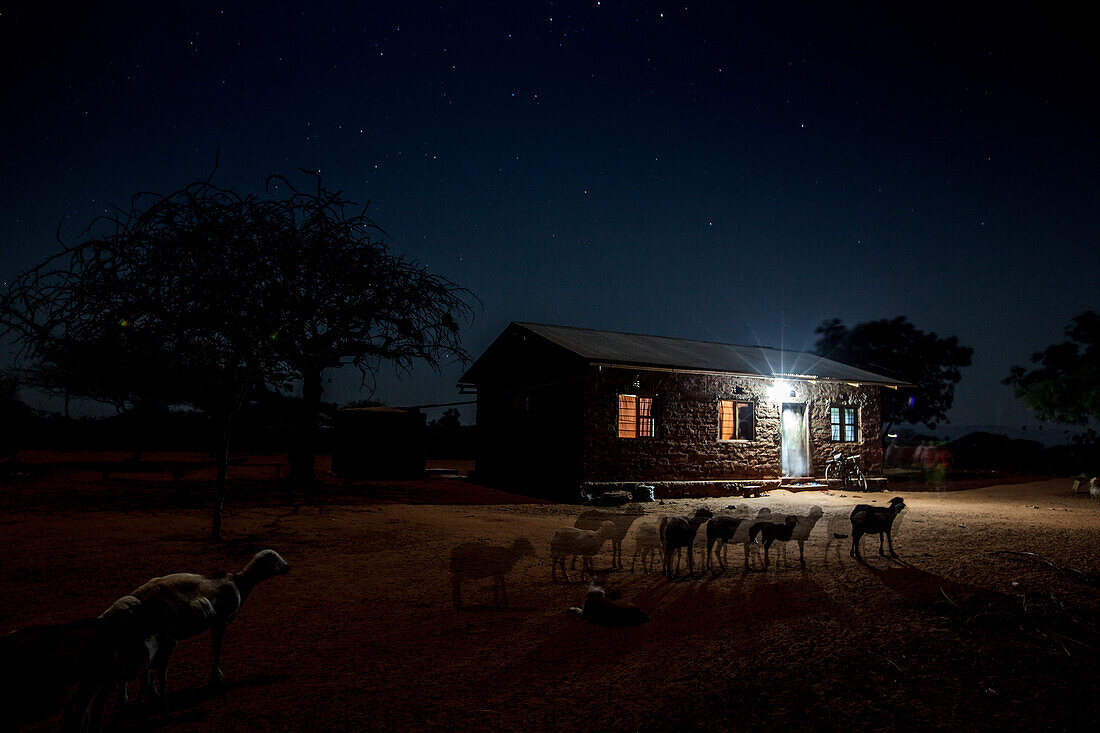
[618, 394, 655, 438]
[719, 400, 754, 440]
[830, 405, 858, 442]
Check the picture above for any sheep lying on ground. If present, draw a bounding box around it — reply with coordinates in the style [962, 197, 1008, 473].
[850, 497, 906, 559]
[129, 549, 290, 715]
[567, 582, 650, 627]
[551, 521, 616, 583]
[573, 509, 645, 569]
[450, 537, 535, 607]
[748, 516, 799, 569]
[630, 521, 663, 573]
[660, 508, 714, 578]
[705, 515, 745, 573]
[0, 596, 153, 732]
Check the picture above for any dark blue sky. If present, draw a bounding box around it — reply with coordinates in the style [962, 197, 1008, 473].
[2, 1, 1096, 435]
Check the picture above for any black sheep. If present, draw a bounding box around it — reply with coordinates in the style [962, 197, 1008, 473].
[849, 496, 906, 559]
[747, 516, 798, 569]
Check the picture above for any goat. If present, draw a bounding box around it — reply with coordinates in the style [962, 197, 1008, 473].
[568, 582, 650, 627]
[850, 497, 906, 559]
[704, 515, 745, 573]
[449, 537, 535, 607]
[630, 521, 663, 573]
[129, 549, 290, 715]
[572, 509, 644, 569]
[659, 507, 714, 578]
[551, 521, 616, 583]
[748, 516, 799, 569]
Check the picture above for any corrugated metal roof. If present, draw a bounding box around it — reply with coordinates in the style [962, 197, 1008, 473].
[490, 322, 907, 385]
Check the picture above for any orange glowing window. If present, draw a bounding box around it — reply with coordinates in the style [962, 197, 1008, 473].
[719, 400, 754, 440]
[618, 394, 655, 438]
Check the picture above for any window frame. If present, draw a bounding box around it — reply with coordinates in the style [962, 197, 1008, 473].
[718, 399, 755, 441]
[830, 404, 859, 443]
[617, 393, 657, 439]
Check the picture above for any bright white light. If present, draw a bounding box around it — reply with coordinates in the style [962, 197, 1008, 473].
[768, 379, 791, 403]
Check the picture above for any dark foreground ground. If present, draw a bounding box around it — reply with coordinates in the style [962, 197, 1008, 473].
[2, 452, 1099, 731]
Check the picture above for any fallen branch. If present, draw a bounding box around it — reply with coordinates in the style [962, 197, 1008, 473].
[989, 550, 1100, 589]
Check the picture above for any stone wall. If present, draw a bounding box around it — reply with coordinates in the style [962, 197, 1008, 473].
[581, 365, 883, 482]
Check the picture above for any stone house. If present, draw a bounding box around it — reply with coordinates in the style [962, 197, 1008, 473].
[459, 322, 907, 499]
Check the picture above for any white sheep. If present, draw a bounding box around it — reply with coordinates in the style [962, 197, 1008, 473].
[630, 521, 663, 573]
[129, 549, 290, 715]
[450, 537, 535, 607]
[550, 521, 616, 583]
[1090, 477, 1100, 501]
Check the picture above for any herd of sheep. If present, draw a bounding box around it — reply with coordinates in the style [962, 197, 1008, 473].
[1, 549, 290, 732]
[5, 497, 911, 728]
[451, 497, 909, 623]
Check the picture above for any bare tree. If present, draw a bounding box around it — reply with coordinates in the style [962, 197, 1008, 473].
[1, 178, 287, 539]
[257, 173, 476, 484]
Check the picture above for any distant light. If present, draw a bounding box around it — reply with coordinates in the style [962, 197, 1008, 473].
[887, 433, 898, 438]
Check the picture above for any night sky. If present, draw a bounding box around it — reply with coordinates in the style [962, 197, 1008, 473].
[2, 1, 1096, 437]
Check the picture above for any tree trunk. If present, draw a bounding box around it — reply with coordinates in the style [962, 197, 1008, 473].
[211, 437, 229, 541]
[288, 367, 323, 486]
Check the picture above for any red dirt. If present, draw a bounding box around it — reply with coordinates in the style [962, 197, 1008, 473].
[3, 452, 1099, 731]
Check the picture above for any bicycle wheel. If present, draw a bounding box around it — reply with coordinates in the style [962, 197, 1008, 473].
[853, 466, 868, 492]
[825, 463, 836, 482]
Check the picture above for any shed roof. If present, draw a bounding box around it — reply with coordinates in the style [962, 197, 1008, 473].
[461, 322, 909, 386]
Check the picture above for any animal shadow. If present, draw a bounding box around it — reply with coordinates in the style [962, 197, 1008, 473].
[126, 673, 288, 729]
[861, 559, 957, 604]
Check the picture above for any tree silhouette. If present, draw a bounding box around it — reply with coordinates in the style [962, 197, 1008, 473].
[1, 177, 288, 539]
[257, 173, 475, 484]
[813, 316, 973, 434]
[1, 171, 475, 533]
[1004, 310, 1099, 425]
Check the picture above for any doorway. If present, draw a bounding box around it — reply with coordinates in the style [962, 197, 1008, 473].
[781, 403, 811, 477]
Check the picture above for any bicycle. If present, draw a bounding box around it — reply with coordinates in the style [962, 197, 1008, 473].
[824, 453, 868, 491]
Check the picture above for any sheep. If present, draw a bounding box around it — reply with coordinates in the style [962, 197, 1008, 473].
[572, 509, 645, 569]
[449, 537, 535, 608]
[1090, 477, 1100, 501]
[705, 515, 745, 573]
[551, 521, 616, 583]
[0, 596, 154, 732]
[747, 515, 799, 569]
[850, 497, 906, 559]
[729, 507, 773, 569]
[567, 582, 650, 627]
[128, 549, 290, 715]
[824, 513, 850, 560]
[630, 521, 663, 573]
[659, 507, 714, 578]
[0, 618, 107, 731]
[84, 595, 177, 731]
[785, 506, 825, 566]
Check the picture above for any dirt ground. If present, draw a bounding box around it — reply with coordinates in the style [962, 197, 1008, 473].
[3, 452, 1099, 731]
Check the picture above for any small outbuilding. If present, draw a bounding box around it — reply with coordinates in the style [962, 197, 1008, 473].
[459, 322, 908, 499]
[332, 406, 426, 480]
